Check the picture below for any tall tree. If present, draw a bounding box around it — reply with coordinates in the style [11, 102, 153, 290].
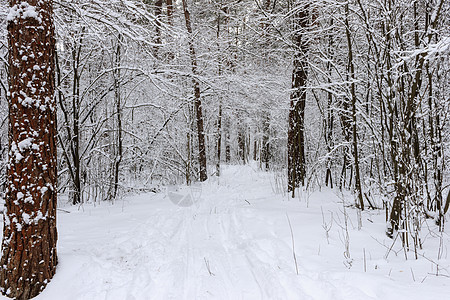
[182, 0, 208, 181]
[1, 0, 58, 298]
[111, 35, 123, 201]
[344, 1, 364, 210]
[288, 2, 309, 196]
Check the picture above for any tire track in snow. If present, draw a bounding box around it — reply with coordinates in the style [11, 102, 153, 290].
[229, 210, 288, 300]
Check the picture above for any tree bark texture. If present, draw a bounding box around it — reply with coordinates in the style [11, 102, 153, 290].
[288, 4, 308, 195]
[1, 1, 58, 298]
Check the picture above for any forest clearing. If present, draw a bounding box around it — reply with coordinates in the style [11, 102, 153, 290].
[1, 165, 448, 299]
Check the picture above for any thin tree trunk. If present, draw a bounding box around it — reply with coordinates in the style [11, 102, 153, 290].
[325, 19, 334, 188]
[55, 52, 76, 198]
[112, 37, 122, 200]
[382, 1, 402, 237]
[166, 0, 174, 26]
[238, 126, 246, 164]
[186, 127, 192, 185]
[444, 189, 450, 215]
[387, 0, 444, 237]
[424, 2, 444, 228]
[216, 104, 222, 176]
[345, 1, 364, 210]
[154, 0, 163, 48]
[1, 0, 58, 298]
[182, 0, 207, 181]
[261, 113, 270, 170]
[71, 41, 81, 205]
[225, 120, 231, 163]
[215, 3, 223, 176]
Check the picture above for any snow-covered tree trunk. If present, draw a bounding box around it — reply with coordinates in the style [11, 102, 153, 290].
[288, 3, 308, 196]
[1, 0, 58, 298]
[111, 36, 123, 201]
[344, 1, 364, 210]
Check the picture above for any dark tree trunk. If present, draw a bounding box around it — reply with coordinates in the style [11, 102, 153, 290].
[216, 105, 222, 176]
[345, 2, 364, 210]
[154, 0, 163, 48]
[387, 0, 444, 238]
[71, 43, 81, 205]
[215, 5, 223, 176]
[325, 19, 334, 188]
[1, 0, 58, 298]
[225, 122, 231, 163]
[338, 95, 352, 190]
[444, 189, 450, 216]
[254, 138, 258, 162]
[54, 30, 83, 206]
[288, 4, 308, 196]
[166, 0, 174, 26]
[112, 37, 122, 201]
[261, 114, 270, 170]
[238, 126, 246, 164]
[182, 0, 207, 181]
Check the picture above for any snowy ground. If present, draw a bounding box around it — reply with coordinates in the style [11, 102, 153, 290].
[1, 164, 450, 299]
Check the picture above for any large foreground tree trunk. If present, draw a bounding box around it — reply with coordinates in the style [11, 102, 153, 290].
[1, 0, 58, 298]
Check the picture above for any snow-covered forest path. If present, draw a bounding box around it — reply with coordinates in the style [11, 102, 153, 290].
[12, 165, 449, 300]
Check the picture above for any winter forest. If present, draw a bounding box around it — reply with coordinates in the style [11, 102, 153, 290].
[0, 0, 449, 299]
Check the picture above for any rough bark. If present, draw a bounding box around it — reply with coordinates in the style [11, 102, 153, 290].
[288, 4, 308, 196]
[1, 0, 58, 298]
